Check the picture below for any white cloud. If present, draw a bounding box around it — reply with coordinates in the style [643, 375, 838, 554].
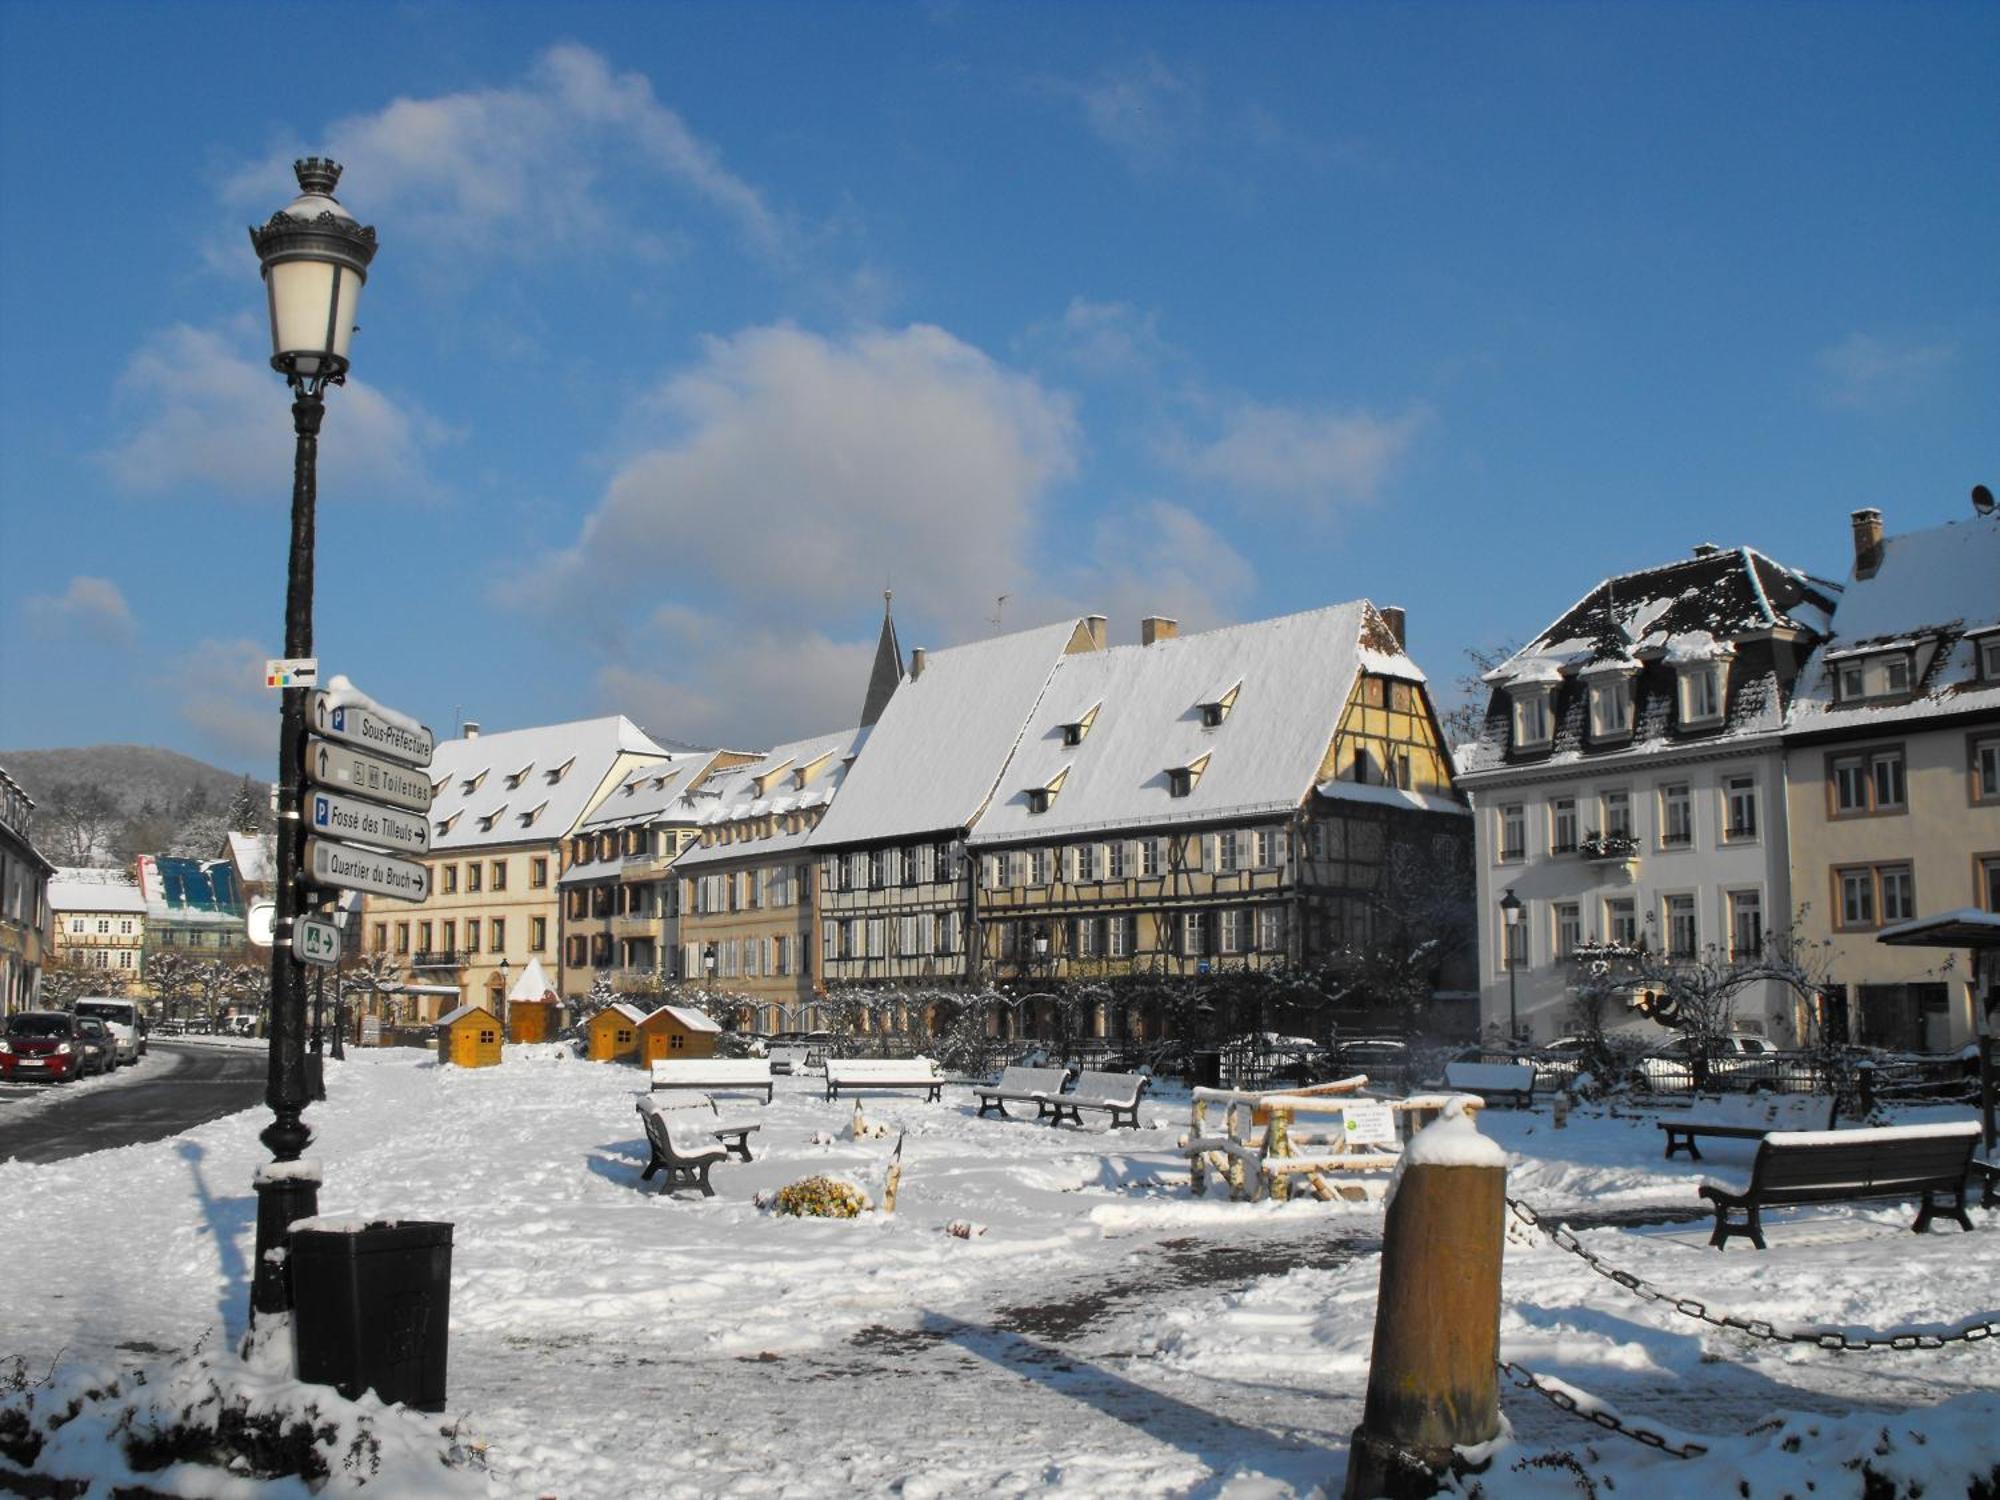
[226, 43, 784, 266]
[1073, 55, 1204, 171]
[23, 577, 137, 644]
[550, 323, 1078, 636]
[98, 324, 447, 502]
[600, 626, 879, 750]
[1164, 399, 1428, 514]
[1818, 332, 1955, 410]
[173, 638, 278, 765]
[1022, 298, 1178, 382]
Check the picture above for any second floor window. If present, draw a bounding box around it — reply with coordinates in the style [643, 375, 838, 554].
[1605, 897, 1637, 947]
[1973, 734, 2000, 804]
[1723, 775, 1758, 840]
[1550, 798, 1577, 854]
[1729, 890, 1762, 959]
[1602, 789, 1632, 839]
[1831, 747, 1905, 815]
[1553, 902, 1580, 958]
[1663, 894, 1697, 959]
[1499, 804, 1526, 862]
[1660, 784, 1693, 847]
[530, 858, 548, 888]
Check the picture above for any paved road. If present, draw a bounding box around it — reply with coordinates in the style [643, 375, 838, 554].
[0, 1041, 266, 1164]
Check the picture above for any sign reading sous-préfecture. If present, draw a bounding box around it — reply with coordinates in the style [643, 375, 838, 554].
[303, 737, 434, 813]
[304, 837, 430, 901]
[307, 789, 431, 855]
[310, 685, 434, 767]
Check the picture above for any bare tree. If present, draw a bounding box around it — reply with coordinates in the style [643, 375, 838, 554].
[36, 781, 121, 867]
[144, 951, 199, 1025]
[1438, 643, 1518, 749]
[337, 950, 406, 1029]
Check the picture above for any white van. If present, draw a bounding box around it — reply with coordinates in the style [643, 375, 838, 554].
[73, 997, 146, 1065]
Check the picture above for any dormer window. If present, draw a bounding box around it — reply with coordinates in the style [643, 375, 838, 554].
[1979, 635, 2000, 683]
[506, 763, 534, 789]
[1588, 675, 1635, 742]
[1831, 649, 1916, 703]
[435, 810, 461, 837]
[460, 769, 487, 795]
[1510, 686, 1554, 751]
[1166, 752, 1211, 799]
[478, 805, 507, 832]
[1060, 702, 1101, 747]
[1026, 767, 1069, 814]
[518, 801, 547, 828]
[1198, 682, 1241, 729]
[546, 756, 574, 785]
[1678, 663, 1726, 727]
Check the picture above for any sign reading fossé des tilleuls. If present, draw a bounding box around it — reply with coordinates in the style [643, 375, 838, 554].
[310, 685, 434, 767]
[307, 789, 431, 855]
[303, 737, 434, 813]
[304, 837, 430, 902]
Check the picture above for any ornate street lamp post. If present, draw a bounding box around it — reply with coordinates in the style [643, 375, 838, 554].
[246, 159, 377, 1327]
[1500, 887, 1524, 1045]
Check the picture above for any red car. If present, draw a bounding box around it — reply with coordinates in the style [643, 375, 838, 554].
[0, 1010, 113, 1082]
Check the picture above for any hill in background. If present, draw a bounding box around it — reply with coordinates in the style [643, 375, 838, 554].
[0, 745, 271, 867]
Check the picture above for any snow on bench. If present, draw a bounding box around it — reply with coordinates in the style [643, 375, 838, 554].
[1442, 1060, 1537, 1108]
[1181, 1082, 1483, 1202]
[639, 1092, 761, 1161]
[649, 1058, 774, 1103]
[633, 1096, 730, 1197]
[1046, 1069, 1150, 1129]
[823, 1056, 943, 1102]
[974, 1065, 1070, 1120]
[1698, 1121, 1982, 1249]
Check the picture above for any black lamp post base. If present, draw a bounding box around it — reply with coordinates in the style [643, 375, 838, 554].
[250, 1166, 321, 1320]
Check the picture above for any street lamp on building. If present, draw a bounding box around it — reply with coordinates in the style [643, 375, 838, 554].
[246, 158, 377, 1329]
[1500, 887, 1524, 1045]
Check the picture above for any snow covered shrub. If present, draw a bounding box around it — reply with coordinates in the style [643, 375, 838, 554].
[771, 1175, 871, 1219]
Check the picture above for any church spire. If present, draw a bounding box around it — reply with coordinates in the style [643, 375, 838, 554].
[860, 589, 903, 727]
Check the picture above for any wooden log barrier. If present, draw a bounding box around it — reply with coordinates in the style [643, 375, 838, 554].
[1342, 1103, 1505, 1500]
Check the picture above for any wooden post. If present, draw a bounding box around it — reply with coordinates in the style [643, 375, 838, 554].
[1189, 1096, 1209, 1195]
[1266, 1108, 1292, 1202]
[1343, 1112, 1505, 1499]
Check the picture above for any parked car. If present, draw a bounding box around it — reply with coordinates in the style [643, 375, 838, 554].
[0, 1011, 107, 1083]
[1631, 1033, 1781, 1091]
[73, 997, 146, 1065]
[72, 1016, 116, 1076]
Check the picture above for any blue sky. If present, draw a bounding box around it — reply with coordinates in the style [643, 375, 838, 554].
[2, 2, 1994, 774]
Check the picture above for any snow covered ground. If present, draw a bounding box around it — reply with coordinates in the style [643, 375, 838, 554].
[1, 1044, 1995, 1497]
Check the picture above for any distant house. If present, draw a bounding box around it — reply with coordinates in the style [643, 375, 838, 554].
[1457, 543, 1839, 1044]
[0, 766, 54, 1011]
[436, 1003, 503, 1068]
[136, 854, 250, 966]
[1782, 504, 2000, 1051]
[47, 868, 146, 983]
[504, 956, 562, 1043]
[584, 1001, 649, 1063]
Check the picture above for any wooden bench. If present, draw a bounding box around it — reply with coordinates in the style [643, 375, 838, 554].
[640, 1092, 761, 1161]
[824, 1056, 942, 1102]
[649, 1058, 774, 1103]
[1046, 1069, 1150, 1129]
[1181, 1083, 1479, 1202]
[1660, 1121, 1770, 1161]
[1442, 1060, 1537, 1108]
[1698, 1122, 1982, 1250]
[974, 1065, 1070, 1120]
[633, 1097, 730, 1197]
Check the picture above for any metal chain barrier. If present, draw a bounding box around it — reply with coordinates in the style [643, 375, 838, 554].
[1506, 1196, 2000, 1351]
[1497, 1359, 1710, 1459]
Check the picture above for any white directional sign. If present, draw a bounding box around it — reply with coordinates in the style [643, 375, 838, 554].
[307, 789, 431, 855]
[310, 683, 434, 767]
[305, 837, 430, 902]
[304, 737, 434, 813]
[295, 916, 344, 966]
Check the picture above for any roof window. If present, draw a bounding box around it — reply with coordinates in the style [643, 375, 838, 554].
[1509, 683, 1554, 753]
[435, 810, 461, 837]
[1059, 702, 1102, 748]
[478, 805, 508, 832]
[1677, 661, 1728, 728]
[1830, 649, 1916, 704]
[518, 801, 547, 828]
[1587, 673, 1635, 743]
[1166, 751, 1212, 799]
[546, 757, 574, 785]
[1197, 682, 1242, 729]
[1025, 767, 1070, 814]
[506, 763, 534, 790]
[460, 769, 488, 795]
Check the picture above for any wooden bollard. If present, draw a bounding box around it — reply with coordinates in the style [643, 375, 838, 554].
[1343, 1102, 1505, 1500]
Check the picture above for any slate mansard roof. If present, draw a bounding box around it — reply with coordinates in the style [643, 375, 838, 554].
[1459, 546, 1841, 776]
[969, 602, 1427, 845]
[426, 717, 667, 851]
[1785, 509, 2000, 737]
[808, 619, 1096, 848]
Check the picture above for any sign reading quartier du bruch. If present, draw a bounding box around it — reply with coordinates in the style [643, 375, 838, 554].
[310, 680, 434, 767]
[308, 789, 431, 855]
[304, 738, 434, 813]
[304, 837, 430, 902]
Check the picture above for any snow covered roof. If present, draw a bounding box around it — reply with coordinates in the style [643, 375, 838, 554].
[506, 957, 559, 1003]
[437, 1003, 498, 1027]
[578, 750, 742, 831]
[1785, 510, 2000, 737]
[425, 717, 667, 852]
[1316, 780, 1469, 818]
[47, 877, 146, 915]
[599, 1002, 650, 1027]
[1876, 908, 2000, 947]
[674, 726, 868, 870]
[809, 619, 1098, 847]
[225, 831, 276, 886]
[640, 1004, 721, 1034]
[969, 603, 1425, 844]
[1459, 544, 1839, 777]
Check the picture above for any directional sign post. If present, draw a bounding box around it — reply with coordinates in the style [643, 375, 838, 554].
[295, 916, 344, 966]
[305, 738, 435, 813]
[310, 684, 434, 767]
[306, 788, 431, 855]
[305, 837, 430, 902]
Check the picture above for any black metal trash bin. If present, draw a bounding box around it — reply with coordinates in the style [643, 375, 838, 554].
[290, 1220, 452, 1411]
[1192, 1050, 1222, 1090]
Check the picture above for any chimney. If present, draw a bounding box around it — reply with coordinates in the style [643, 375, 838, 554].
[1850, 508, 1885, 579]
[1084, 614, 1107, 651]
[909, 647, 926, 679]
[1380, 605, 1407, 649]
[462, 721, 481, 740]
[1140, 616, 1179, 646]
[1691, 542, 1721, 558]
